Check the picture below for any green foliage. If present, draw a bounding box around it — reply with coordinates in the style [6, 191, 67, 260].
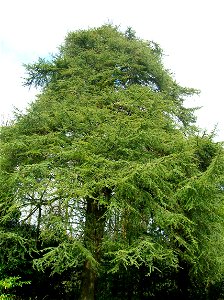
[0, 276, 30, 299]
[1, 24, 224, 298]
[34, 240, 98, 275]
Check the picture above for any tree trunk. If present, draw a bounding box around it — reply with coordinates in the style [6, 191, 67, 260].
[79, 190, 109, 300]
[79, 260, 96, 300]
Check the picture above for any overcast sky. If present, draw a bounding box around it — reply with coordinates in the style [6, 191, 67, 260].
[1, 0, 224, 140]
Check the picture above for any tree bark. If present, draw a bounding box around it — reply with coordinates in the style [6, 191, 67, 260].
[79, 259, 96, 300]
[79, 191, 108, 300]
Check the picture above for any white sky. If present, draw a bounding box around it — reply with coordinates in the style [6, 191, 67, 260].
[1, 0, 224, 140]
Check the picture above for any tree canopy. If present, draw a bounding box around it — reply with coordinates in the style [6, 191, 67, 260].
[1, 25, 224, 299]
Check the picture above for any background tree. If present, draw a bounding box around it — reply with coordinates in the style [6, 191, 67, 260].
[1, 25, 224, 299]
